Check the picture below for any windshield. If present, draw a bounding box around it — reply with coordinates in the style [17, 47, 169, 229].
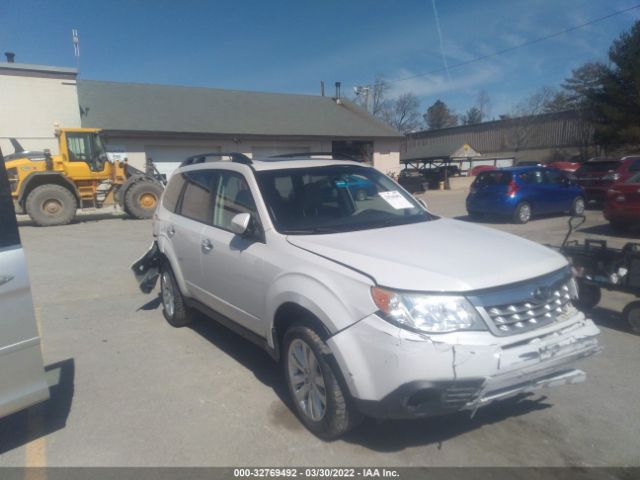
[576, 161, 620, 173]
[256, 165, 432, 234]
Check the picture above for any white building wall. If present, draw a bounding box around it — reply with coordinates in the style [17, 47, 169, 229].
[0, 72, 81, 155]
[373, 139, 401, 174]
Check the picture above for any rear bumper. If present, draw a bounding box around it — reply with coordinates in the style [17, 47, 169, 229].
[329, 312, 600, 420]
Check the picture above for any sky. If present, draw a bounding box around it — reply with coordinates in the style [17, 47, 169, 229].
[1, 0, 639, 121]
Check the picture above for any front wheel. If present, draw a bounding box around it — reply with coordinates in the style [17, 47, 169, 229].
[571, 196, 585, 216]
[25, 184, 77, 226]
[623, 301, 640, 335]
[513, 202, 531, 224]
[283, 324, 361, 439]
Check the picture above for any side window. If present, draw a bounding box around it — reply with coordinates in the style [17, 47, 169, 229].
[544, 169, 564, 184]
[519, 170, 544, 184]
[179, 170, 219, 224]
[0, 160, 21, 248]
[629, 159, 640, 172]
[162, 173, 186, 213]
[212, 173, 257, 230]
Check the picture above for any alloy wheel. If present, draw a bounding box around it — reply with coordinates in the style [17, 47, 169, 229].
[287, 339, 327, 422]
[161, 271, 175, 319]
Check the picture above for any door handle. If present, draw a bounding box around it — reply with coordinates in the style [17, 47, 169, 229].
[201, 239, 213, 252]
[0, 275, 14, 287]
[167, 226, 175, 238]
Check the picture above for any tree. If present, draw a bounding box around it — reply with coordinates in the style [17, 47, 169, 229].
[424, 100, 458, 130]
[353, 76, 392, 118]
[586, 21, 640, 148]
[477, 90, 491, 120]
[462, 106, 483, 125]
[382, 93, 421, 133]
[508, 86, 558, 150]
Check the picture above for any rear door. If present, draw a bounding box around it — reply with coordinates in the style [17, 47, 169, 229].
[0, 152, 49, 418]
[541, 168, 574, 213]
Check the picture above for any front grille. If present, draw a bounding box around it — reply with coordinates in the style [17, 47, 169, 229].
[441, 385, 481, 409]
[484, 280, 574, 336]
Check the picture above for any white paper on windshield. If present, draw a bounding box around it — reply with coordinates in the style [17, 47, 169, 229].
[378, 191, 414, 209]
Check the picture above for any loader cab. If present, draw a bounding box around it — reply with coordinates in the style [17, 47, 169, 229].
[58, 129, 110, 174]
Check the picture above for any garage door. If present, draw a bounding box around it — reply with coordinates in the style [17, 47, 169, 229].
[146, 145, 221, 177]
[251, 146, 310, 159]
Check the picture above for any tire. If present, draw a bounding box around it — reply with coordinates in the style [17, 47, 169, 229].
[25, 184, 77, 226]
[355, 189, 367, 201]
[160, 264, 194, 327]
[571, 196, 585, 216]
[513, 202, 531, 224]
[124, 179, 164, 220]
[467, 211, 483, 220]
[283, 324, 361, 439]
[574, 281, 601, 310]
[623, 301, 640, 335]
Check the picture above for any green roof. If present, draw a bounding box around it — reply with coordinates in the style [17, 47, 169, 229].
[77, 80, 402, 138]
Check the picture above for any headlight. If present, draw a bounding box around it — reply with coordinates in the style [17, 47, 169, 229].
[371, 287, 486, 333]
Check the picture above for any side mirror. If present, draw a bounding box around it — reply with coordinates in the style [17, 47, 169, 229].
[230, 213, 252, 236]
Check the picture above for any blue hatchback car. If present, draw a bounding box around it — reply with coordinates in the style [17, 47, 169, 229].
[466, 166, 586, 223]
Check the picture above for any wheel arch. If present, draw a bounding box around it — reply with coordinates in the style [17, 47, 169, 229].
[18, 172, 80, 207]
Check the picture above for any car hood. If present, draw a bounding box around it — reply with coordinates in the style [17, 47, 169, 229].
[286, 218, 568, 292]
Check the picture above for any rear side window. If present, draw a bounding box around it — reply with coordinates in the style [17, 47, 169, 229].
[544, 169, 565, 184]
[475, 171, 512, 186]
[162, 173, 186, 213]
[0, 157, 21, 248]
[179, 170, 219, 224]
[519, 170, 544, 184]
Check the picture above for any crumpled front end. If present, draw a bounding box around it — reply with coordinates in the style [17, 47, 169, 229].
[328, 301, 600, 420]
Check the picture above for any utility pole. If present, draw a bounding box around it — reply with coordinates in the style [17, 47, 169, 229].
[353, 85, 371, 113]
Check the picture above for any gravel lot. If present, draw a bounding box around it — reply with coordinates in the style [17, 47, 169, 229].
[0, 188, 638, 467]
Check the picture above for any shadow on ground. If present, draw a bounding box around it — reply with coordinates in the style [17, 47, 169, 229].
[17, 212, 131, 227]
[576, 224, 639, 239]
[0, 358, 75, 454]
[588, 305, 637, 335]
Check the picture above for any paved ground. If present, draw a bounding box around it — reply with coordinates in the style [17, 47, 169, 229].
[0, 190, 638, 467]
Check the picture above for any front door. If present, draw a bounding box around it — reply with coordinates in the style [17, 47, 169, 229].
[0, 155, 49, 418]
[199, 171, 267, 335]
[63, 131, 110, 179]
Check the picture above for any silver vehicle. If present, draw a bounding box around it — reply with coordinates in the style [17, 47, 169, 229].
[134, 153, 600, 439]
[0, 152, 49, 419]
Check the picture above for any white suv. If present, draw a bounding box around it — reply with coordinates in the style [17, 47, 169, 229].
[134, 153, 600, 439]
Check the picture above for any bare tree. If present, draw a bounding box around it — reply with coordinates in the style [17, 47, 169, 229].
[508, 87, 558, 151]
[353, 76, 392, 118]
[383, 93, 421, 133]
[477, 90, 490, 120]
[462, 106, 483, 125]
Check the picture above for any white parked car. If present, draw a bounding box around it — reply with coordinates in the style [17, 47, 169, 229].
[134, 153, 601, 439]
[0, 153, 49, 419]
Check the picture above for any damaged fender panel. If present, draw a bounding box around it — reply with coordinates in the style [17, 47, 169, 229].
[328, 311, 601, 411]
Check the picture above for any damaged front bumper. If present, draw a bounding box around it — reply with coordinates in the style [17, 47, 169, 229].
[327, 311, 601, 420]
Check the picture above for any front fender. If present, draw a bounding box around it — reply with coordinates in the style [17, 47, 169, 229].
[265, 269, 376, 349]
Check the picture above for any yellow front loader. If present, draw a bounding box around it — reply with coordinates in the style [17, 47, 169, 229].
[4, 128, 164, 226]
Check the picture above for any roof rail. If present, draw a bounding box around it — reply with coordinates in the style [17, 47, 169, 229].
[267, 151, 363, 162]
[180, 152, 252, 167]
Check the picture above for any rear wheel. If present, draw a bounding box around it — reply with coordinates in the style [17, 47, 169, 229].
[571, 196, 585, 216]
[160, 265, 194, 327]
[25, 184, 77, 226]
[513, 202, 531, 224]
[283, 324, 361, 439]
[623, 301, 640, 335]
[125, 179, 164, 219]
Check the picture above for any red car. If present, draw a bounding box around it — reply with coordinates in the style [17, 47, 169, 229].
[548, 161, 581, 173]
[604, 172, 640, 230]
[576, 155, 640, 204]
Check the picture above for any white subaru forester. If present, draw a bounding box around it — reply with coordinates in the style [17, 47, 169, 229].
[133, 153, 600, 439]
